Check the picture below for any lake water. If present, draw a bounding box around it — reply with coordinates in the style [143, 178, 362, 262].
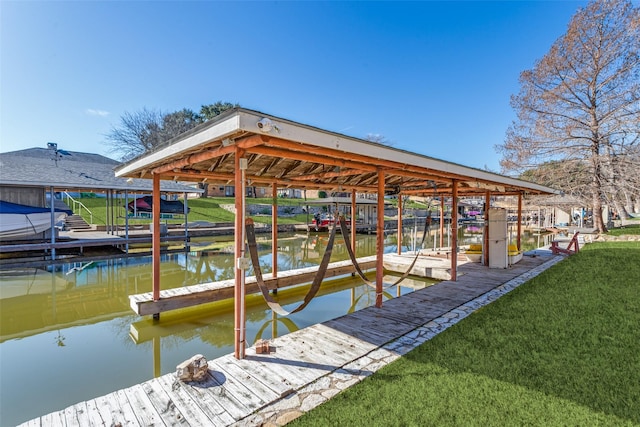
[0, 227, 551, 426]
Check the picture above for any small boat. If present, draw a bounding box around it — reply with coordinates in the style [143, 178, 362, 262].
[308, 215, 350, 232]
[0, 200, 71, 240]
[127, 196, 188, 214]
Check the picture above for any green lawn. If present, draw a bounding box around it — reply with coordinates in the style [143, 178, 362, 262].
[292, 241, 640, 426]
[70, 196, 311, 226]
[607, 223, 640, 236]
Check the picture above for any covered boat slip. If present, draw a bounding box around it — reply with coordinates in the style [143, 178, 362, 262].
[115, 107, 558, 359]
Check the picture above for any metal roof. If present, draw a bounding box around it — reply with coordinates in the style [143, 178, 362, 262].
[0, 148, 201, 193]
[115, 108, 560, 197]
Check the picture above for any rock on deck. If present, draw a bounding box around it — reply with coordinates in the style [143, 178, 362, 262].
[20, 253, 563, 426]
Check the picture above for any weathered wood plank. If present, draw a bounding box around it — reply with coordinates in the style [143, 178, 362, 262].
[92, 394, 117, 427]
[211, 356, 289, 401]
[302, 325, 376, 360]
[17, 418, 40, 427]
[40, 410, 65, 427]
[170, 376, 236, 426]
[208, 359, 280, 406]
[323, 315, 395, 346]
[153, 374, 217, 426]
[73, 401, 91, 426]
[206, 368, 265, 416]
[122, 384, 164, 426]
[112, 389, 140, 426]
[272, 330, 354, 369]
[84, 399, 105, 426]
[140, 379, 190, 426]
[179, 370, 249, 422]
[310, 323, 379, 354]
[217, 354, 296, 398]
[63, 403, 80, 426]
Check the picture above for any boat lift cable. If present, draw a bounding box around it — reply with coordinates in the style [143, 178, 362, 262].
[339, 213, 431, 289]
[245, 217, 338, 316]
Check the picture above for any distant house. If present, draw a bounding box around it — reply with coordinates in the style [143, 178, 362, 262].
[0, 147, 200, 240]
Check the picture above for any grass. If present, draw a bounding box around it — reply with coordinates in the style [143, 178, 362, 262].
[291, 241, 640, 427]
[71, 196, 311, 226]
[607, 223, 640, 236]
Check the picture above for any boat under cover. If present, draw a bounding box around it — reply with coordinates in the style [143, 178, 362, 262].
[127, 196, 188, 214]
[0, 200, 72, 240]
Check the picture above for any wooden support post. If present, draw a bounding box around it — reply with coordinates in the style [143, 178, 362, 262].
[152, 174, 161, 304]
[484, 191, 490, 266]
[517, 193, 523, 251]
[397, 194, 402, 255]
[451, 180, 458, 281]
[351, 191, 357, 258]
[234, 148, 246, 359]
[376, 170, 385, 308]
[124, 189, 129, 253]
[439, 197, 445, 248]
[272, 183, 278, 279]
[50, 186, 56, 261]
[184, 192, 189, 251]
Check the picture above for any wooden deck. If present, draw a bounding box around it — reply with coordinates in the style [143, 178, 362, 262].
[20, 253, 563, 427]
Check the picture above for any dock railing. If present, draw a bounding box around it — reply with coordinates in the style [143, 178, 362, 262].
[63, 191, 93, 224]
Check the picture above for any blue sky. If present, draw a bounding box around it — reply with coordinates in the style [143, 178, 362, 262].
[1, 1, 588, 172]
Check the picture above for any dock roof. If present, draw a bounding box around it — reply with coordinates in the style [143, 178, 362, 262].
[0, 148, 201, 193]
[115, 108, 559, 197]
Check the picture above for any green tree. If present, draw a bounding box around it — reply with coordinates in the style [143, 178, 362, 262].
[497, 0, 640, 232]
[200, 101, 238, 120]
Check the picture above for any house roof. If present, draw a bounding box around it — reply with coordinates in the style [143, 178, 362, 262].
[0, 148, 201, 193]
[115, 108, 560, 197]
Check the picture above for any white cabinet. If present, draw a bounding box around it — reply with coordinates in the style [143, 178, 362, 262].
[488, 208, 508, 269]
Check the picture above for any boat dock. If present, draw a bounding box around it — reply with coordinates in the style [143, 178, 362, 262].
[128, 253, 459, 316]
[19, 253, 562, 427]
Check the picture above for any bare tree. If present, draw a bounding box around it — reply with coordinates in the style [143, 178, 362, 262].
[365, 133, 394, 146]
[106, 102, 237, 163]
[105, 108, 165, 161]
[497, 0, 640, 232]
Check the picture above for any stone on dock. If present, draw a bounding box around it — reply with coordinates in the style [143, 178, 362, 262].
[176, 354, 208, 382]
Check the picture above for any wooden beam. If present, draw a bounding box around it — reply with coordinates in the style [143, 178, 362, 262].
[152, 134, 264, 175]
[272, 183, 278, 279]
[450, 180, 458, 281]
[376, 170, 385, 308]
[247, 145, 380, 173]
[234, 148, 246, 359]
[152, 173, 161, 303]
[161, 169, 379, 193]
[440, 197, 445, 248]
[397, 195, 402, 255]
[351, 191, 357, 259]
[484, 191, 491, 266]
[263, 137, 471, 182]
[517, 193, 523, 251]
[290, 168, 369, 181]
